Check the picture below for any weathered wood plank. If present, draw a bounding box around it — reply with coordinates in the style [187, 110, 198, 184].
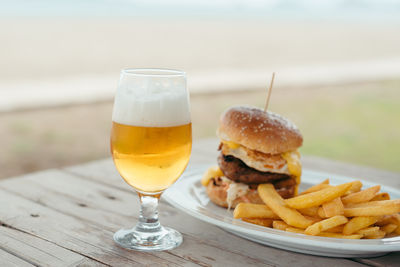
[38, 168, 366, 266]
[1, 138, 398, 266]
[66, 158, 130, 192]
[0, 225, 106, 267]
[354, 253, 400, 267]
[0, 249, 33, 267]
[0, 171, 278, 267]
[0, 187, 185, 266]
[302, 156, 400, 188]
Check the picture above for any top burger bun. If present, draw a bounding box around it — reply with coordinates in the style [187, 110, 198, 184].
[217, 106, 303, 154]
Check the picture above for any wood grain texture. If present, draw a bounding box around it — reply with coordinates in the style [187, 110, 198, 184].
[0, 169, 358, 267]
[0, 138, 399, 266]
[0, 225, 105, 267]
[353, 253, 400, 267]
[64, 168, 363, 264]
[0, 249, 33, 267]
[0, 187, 181, 266]
[0, 171, 276, 266]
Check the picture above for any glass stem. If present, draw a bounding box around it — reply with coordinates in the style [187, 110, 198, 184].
[135, 194, 162, 233]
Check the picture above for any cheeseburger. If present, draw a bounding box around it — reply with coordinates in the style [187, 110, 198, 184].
[202, 106, 303, 209]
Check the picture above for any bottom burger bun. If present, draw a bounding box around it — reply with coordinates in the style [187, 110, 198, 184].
[206, 180, 263, 208]
[206, 177, 295, 209]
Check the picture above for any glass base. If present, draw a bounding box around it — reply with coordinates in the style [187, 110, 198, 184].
[113, 226, 183, 251]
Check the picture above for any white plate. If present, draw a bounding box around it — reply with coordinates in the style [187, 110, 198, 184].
[164, 165, 400, 258]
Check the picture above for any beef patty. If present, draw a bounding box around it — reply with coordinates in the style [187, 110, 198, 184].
[218, 153, 292, 184]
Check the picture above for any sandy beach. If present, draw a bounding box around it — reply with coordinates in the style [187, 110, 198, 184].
[1, 18, 400, 111]
[1, 18, 400, 82]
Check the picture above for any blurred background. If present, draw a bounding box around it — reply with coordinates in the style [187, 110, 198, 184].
[1, 0, 399, 179]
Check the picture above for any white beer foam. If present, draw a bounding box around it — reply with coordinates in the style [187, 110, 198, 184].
[112, 88, 191, 127]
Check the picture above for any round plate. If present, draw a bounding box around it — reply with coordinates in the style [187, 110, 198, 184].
[163, 165, 400, 258]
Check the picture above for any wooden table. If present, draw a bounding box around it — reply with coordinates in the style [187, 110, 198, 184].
[1, 138, 399, 267]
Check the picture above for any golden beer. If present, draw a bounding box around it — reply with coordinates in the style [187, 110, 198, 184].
[111, 121, 192, 193]
[111, 68, 190, 251]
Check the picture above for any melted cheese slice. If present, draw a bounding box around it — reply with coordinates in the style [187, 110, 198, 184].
[222, 140, 240, 149]
[281, 150, 302, 195]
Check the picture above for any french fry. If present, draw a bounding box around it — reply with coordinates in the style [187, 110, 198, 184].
[356, 227, 380, 238]
[272, 220, 289, 231]
[345, 200, 397, 208]
[286, 227, 305, 234]
[201, 166, 222, 186]
[342, 185, 381, 205]
[304, 216, 322, 223]
[322, 197, 344, 217]
[298, 206, 320, 217]
[318, 233, 363, 239]
[318, 207, 327, 218]
[241, 178, 399, 240]
[345, 180, 363, 195]
[258, 184, 313, 229]
[364, 230, 386, 239]
[395, 225, 400, 235]
[299, 179, 330, 195]
[371, 192, 390, 201]
[305, 215, 348, 236]
[385, 233, 398, 238]
[242, 218, 273, 227]
[376, 214, 400, 227]
[328, 225, 344, 233]
[233, 203, 279, 219]
[343, 216, 379, 235]
[344, 200, 400, 217]
[285, 183, 352, 209]
[381, 224, 398, 235]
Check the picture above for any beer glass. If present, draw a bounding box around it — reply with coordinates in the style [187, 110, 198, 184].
[110, 68, 192, 251]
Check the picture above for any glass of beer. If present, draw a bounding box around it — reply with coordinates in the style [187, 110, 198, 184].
[110, 68, 192, 251]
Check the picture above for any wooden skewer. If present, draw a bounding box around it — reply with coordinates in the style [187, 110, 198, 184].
[264, 72, 275, 112]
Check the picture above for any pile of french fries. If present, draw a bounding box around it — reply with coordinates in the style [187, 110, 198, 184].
[233, 179, 400, 239]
